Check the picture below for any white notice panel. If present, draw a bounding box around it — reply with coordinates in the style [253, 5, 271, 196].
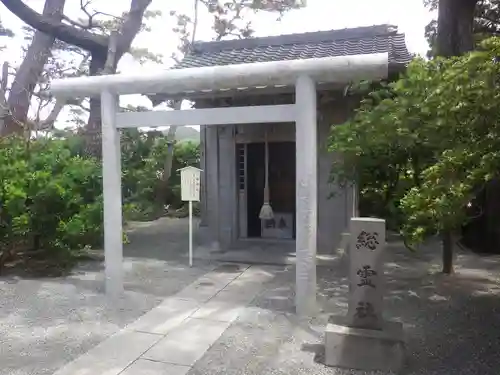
[179, 166, 202, 202]
[177, 166, 203, 267]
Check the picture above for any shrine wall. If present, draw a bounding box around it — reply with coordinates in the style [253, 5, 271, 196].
[198, 93, 359, 255]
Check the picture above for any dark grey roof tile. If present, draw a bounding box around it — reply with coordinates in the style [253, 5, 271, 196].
[174, 24, 412, 70]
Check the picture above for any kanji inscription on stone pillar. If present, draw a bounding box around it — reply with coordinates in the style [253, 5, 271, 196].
[347, 217, 386, 330]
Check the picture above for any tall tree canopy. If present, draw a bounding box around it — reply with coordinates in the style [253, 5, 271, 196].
[329, 37, 500, 273]
[328, 0, 487, 274]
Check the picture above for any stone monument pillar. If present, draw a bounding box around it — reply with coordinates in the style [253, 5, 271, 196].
[325, 217, 405, 372]
[348, 218, 384, 330]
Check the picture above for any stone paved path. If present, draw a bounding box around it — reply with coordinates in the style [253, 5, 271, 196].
[52, 263, 277, 375]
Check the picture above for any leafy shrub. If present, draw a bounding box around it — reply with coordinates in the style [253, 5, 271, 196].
[0, 136, 104, 262]
[120, 129, 200, 218]
[329, 37, 500, 247]
[0, 128, 201, 269]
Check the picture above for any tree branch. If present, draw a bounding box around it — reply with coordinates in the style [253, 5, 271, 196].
[35, 52, 91, 131]
[103, 31, 118, 74]
[0, 0, 108, 55]
[114, 0, 152, 58]
[0, 61, 8, 123]
[191, 0, 200, 46]
[61, 14, 91, 29]
[0, 61, 7, 92]
[2, 0, 67, 136]
[80, 0, 94, 22]
[35, 99, 65, 130]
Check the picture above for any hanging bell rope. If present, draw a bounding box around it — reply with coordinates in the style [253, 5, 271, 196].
[259, 127, 274, 220]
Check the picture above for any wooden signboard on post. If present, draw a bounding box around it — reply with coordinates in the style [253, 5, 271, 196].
[178, 166, 202, 266]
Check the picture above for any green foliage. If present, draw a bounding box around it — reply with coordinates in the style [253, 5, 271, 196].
[0, 129, 200, 266]
[0, 136, 103, 258]
[329, 37, 500, 246]
[120, 129, 200, 219]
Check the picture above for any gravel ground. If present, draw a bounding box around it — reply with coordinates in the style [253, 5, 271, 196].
[189, 241, 500, 375]
[0, 218, 214, 375]
[3, 217, 500, 375]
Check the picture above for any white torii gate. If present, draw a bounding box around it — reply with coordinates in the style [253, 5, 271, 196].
[50, 53, 388, 316]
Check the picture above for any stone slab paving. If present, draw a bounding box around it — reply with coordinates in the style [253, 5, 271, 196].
[121, 359, 191, 375]
[142, 318, 231, 366]
[51, 263, 277, 375]
[51, 330, 164, 375]
[126, 298, 201, 335]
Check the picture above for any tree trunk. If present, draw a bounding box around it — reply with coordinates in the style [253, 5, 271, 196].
[435, 0, 477, 273]
[0, 0, 152, 153]
[0, 62, 8, 130]
[81, 0, 153, 158]
[154, 130, 177, 214]
[442, 230, 454, 274]
[153, 100, 182, 213]
[1, 0, 66, 136]
[436, 0, 478, 57]
[83, 54, 106, 158]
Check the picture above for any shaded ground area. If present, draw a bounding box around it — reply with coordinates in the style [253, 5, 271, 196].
[0, 218, 213, 375]
[189, 240, 500, 375]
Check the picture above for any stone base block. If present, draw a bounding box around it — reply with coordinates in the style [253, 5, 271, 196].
[325, 315, 406, 372]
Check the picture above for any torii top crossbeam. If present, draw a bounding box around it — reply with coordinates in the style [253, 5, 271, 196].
[50, 53, 388, 98]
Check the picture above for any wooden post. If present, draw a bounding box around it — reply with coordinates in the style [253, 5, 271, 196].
[189, 200, 193, 267]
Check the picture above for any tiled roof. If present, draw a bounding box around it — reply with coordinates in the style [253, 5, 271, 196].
[175, 24, 412, 70]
